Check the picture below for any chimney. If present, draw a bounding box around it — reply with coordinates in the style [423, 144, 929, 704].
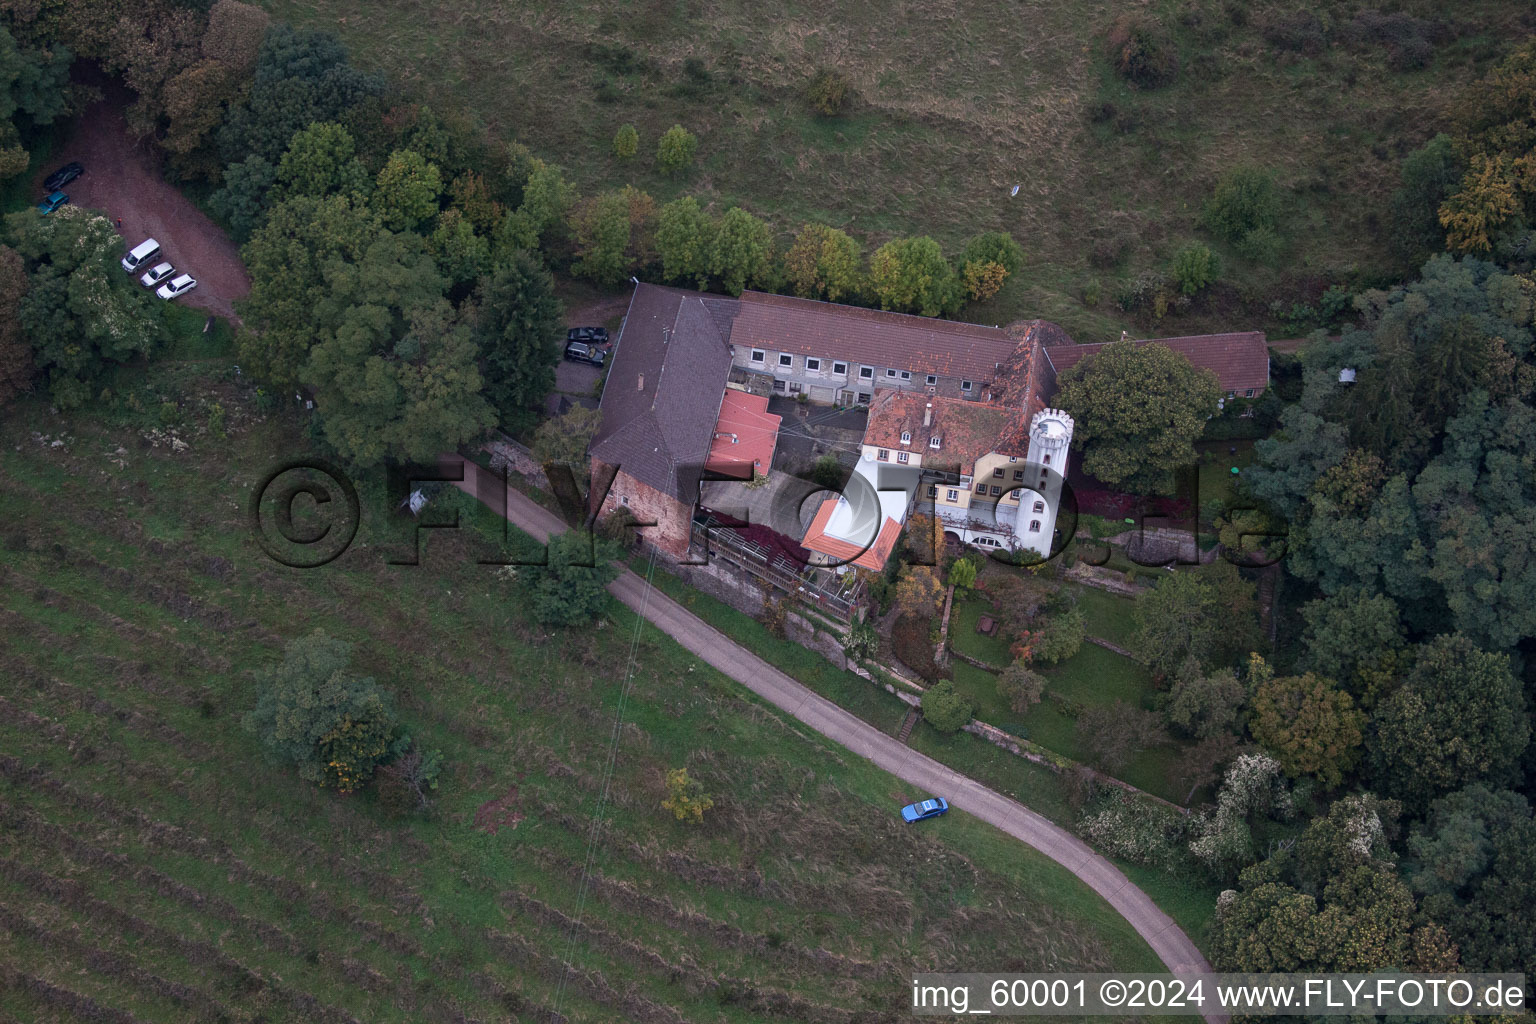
[637, 373, 645, 391]
[924, 402, 932, 427]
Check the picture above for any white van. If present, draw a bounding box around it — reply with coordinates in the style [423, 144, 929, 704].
[121, 238, 160, 273]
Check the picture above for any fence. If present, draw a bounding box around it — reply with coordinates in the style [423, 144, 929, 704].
[690, 517, 862, 621]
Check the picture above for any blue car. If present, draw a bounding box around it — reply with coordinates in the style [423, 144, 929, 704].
[901, 797, 949, 822]
[37, 190, 69, 215]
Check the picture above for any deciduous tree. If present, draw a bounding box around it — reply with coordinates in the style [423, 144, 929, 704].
[373, 148, 443, 231]
[783, 222, 861, 302]
[921, 680, 973, 733]
[656, 124, 698, 175]
[1249, 672, 1364, 787]
[869, 236, 959, 317]
[708, 206, 774, 296]
[526, 531, 620, 627]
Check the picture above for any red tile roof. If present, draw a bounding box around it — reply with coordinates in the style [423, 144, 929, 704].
[706, 389, 781, 478]
[864, 391, 1018, 475]
[730, 291, 1016, 383]
[1042, 332, 1270, 394]
[800, 497, 904, 571]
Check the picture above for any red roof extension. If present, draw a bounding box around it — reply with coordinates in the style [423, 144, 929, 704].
[800, 497, 905, 571]
[705, 389, 781, 479]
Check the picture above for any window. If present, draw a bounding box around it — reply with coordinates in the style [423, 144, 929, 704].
[1033, 500, 1045, 513]
[900, 430, 911, 444]
[961, 380, 973, 392]
[990, 485, 1001, 496]
[788, 382, 801, 393]
[975, 482, 987, 494]
[926, 374, 937, 386]
[750, 349, 765, 363]
[806, 357, 820, 372]
[993, 468, 1004, 478]
[857, 392, 871, 404]
[929, 436, 941, 449]
[620, 495, 629, 506]
[833, 361, 847, 374]
[1245, 388, 1255, 398]
[885, 368, 899, 378]
[946, 489, 959, 502]
[859, 366, 874, 379]
[1013, 470, 1024, 481]
[779, 353, 793, 367]
[877, 449, 889, 461]
[897, 452, 910, 464]
[927, 485, 938, 498]
[1029, 520, 1041, 532]
[1227, 392, 1236, 400]
[1043, 453, 1051, 465]
[772, 379, 786, 392]
[900, 370, 911, 380]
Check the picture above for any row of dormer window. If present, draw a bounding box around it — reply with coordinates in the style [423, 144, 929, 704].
[746, 350, 974, 391]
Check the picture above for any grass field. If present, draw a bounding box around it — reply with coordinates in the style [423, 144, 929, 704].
[257, 0, 1531, 337]
[0, 336, 1177, 1020]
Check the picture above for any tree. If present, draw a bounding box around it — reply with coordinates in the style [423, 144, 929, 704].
[1053, 339, 1221, 494]
[0, 24, 75, 178]
[569, 190, 633, 286]
[1203, 167, 1280, 244]
[243, 630, 402, 793]
[661, 767, 714, 822]
[273, 121, 370, 201]
[1030, 603, 1084, 664]
[530, 405, 602, 466]
[612, 122, 638, 159]
[470, 252, 564, 431]
[961, 260, 1006, 302]
[1245, 406, 1350, 520]
[1440, 153, 1521, 254]
[1249, 672, 1364, 787]
[5, 207, 166, 408]
[428, 209, 491, 286]
[1188, 753, 1294, 879]
[1164, 667, 1247, 740]
[783, 222, 861, 302]
[960, 231, 1025, 276]
[921, 680, 973, 733]
[1368, 633, 1529, 808]
[894, 565, 945, 617]
[997, 661, 1045, 713]
[1406, 785, 1531, 897]
[947, 556, 977, 597]
[869, 237, 959, 317]
[1078, 700, 1168, 773]
[708, 207, 774, 296]
[499, 158, 575, 253]
[655, 196, 715, 289]
[447, 171, 507, 235]
[1297, 587, 1404, 700]
[373, 149, 443, 231]
[1422, 817, 1536, 976]
[1131, 571, 1221, 679]
[208, 154, 277, 243]
[1171, 242, 1218, 295]
[1388, 133, 1465, 269]
[0, 244, 30, 406]
[526, 531, 620, 627]
[656, 124, 698, 175]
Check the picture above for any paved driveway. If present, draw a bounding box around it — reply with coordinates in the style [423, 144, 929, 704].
[446, 455, 1219, 1012]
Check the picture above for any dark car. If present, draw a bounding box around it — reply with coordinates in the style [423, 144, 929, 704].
[564, 341, 606, 367]
[43, 162, 83, 191]
[566, 326, 610, 345]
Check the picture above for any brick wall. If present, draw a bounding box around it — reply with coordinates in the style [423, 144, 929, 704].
[481, 437, 550, 490]
[593, 463, 693, 560]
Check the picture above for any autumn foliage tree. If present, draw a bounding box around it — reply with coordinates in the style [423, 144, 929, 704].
[894, 565, 946, 617]
[661, 767, 714, 823]
[1249, 671, 1365, 787]
[784, 222, 862, 302]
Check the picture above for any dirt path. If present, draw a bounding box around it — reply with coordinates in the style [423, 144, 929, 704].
[564, 293, 632, 328]
[445, 455, 1221, 1011]
[36, 99, 250, 322]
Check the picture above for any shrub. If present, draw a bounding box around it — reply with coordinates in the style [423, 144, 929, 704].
[1082, 279, 1103, 307]
[811, 453, 846, 490]
[1235, 225, 1284, 264]
[661, 767, 714, 823]
[1078, 790, 1192, 871]
[895, 565, 946, 617]
[998, 661, 1046, 713]
[805, 69, 852, 116]
[962, 260, 1007, 301]
[526, 532, 620, 627]
[375, 743, 444, 816]
[921, 680, 973, 733]
[948, 557, 978, 597]
[842, 618, 878, 661]
[1171, 242, 1218, 294]
[959, 231, 1025, 276]
[1203, 167, 1279, 243]
[893, 612, 949, 681]
[1105, 15, 1179, 89]
[656, 124, 698, 175]
[612, 123, 638, 159]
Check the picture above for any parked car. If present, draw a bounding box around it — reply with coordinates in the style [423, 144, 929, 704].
[900, 797, 949, 823]
[36, 190, 69, 215]
[566, 326, 609, 345]
[156, 273, 197, 300]
[564, 341, 606, 366]
[42, 162, 83, 191]
[139, 262, 176, 288]
[121, 238, 161, 273]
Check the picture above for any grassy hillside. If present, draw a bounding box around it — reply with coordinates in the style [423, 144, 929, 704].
[258, 0, 1531, 337]
[0, 342, 1162, 1021]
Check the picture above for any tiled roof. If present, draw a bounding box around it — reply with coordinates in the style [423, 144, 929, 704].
[706, 390, 781, 478]
[590, 285, 738, 502]
[800, 497, 904, 571]
[1043, 332, 1270, 394]
[730, 291, 1017, 383]
[864, 391, 1017, 475]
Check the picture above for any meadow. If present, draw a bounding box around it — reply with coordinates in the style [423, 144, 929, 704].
[0, 337, 1165, 1021]
[258, 0, 1531, 337]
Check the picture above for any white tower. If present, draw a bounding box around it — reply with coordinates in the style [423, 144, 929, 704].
[1013, 408, 1074, 555]
[1026, 407, 1074, 475]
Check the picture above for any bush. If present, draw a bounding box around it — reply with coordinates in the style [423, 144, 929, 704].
[1082, 279, 1103, 307]
[656, 124, 698, 175]
[842, 618, 878, 661]
[1104, 15, 1179, 89]
[960, 231, 1025, 276]
[1171, 242, 1218, 295]
[1235, 225, 1284, 264]
[1203, 167, 1280, 243]
[1077, 790, 1193, 871]
[661, 767, 713, 823]
[525, 532, 621, 627]
[893, 612, 949, 682]
[921, 680, 974, 733]
[612, 123, 638, 159]
[805, 69, 852, 116]
[811, 453, 846, 490]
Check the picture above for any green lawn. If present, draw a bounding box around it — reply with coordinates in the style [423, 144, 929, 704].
[949, 595, 1014, 667]
[1065, 583, 1138, 646]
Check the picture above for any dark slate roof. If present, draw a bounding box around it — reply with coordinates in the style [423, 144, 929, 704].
[1042, 332, 1270, 394]
[590, 285, 737, 502]
[730, 291, 1017, 383]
